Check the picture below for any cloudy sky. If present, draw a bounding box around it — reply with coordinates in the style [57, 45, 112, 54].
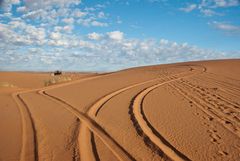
[0, 0, 240, 71]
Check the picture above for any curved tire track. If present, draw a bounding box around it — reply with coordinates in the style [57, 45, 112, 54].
[11, 65, 200, 161]
[128, 65, 205, 161]
[11, 74, 105, 161]
[40, 90, 135, 161]
[87, 64, 200, 117]
[87, 78, 160, 117]
[41, 65, 198, 161]
[12, 92, 38, 161]
[129, 80, 191, 161]
[78, 123, 97, 161]
[81, 77, 161, 160]
[83, 67, 193, 160]
[41, 74, 166, 160]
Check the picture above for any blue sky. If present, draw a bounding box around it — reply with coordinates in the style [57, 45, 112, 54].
[0, 0, 240, 71]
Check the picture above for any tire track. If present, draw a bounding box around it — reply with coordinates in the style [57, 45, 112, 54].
[83, 66, 195, 160]
[65, 118, 80, 161]
[12, 92, 38, 161]
[91, 132, 100, 161]
[87, 78, 160, 117]
[11, 74, 106, 161]
[40, 90, 135, 161]
[40, 73, 177, 160]
[128, 65, 205, 161]
[87, 65, 198, 118]
[41, 70, 176, 160]
[12, 65, 198, 161]
[42, 74, 113, 161]
[38, 73, 156, 160]
[129, 80, 191, 161]
[65, 65, 198, 161]
[78, 123, 96, 161]
[81, 77, 163, 160]
[30, 73, 117, 161]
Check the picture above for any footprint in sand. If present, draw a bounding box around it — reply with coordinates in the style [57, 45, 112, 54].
[217, 150, 228, 157]
[207, 129, 222, 145]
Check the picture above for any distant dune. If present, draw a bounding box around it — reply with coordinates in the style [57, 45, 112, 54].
[0, 59, 240, 161]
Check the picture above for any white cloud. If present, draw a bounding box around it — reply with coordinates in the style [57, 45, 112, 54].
[1, 20, 46, 45]
[73, 9, 87, 17]
[0, 0, 239, 71]
[98, 11, 105, 18]
[180, 4, 197, 12]
[11, 0, 20, 3]
[62, 18, 75, 24]
[5, 27, 231, 71]
[77, 17, 108, 27]
[84, 7, 96, 12]
[1, 0, 20, 12]
[116, 16, 122, 24]
[88, 32, 102, 40]
[212, 21, 240, 32]
[2, 12, 12, 17]
[54, 26, 63, 32]
[63, 25, 74, 33]
[22, 9, 45, 19]
[50, 32, 62, 40]
[213, 0, 240, 7]
[1, 32, 239, 71]
[200, 9, 222, 16]
[77, 18, 92, 26]
[160, 39, 169, 45]
[23, 0, 81, 10]
[91, 21, 108, 27]
[107, 31, 124, 41]
[17, 6, 27, 13]
[190, 0, 240, 8]
[181, 0, 239, 16]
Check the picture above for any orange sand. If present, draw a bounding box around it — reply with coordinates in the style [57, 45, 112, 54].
[0, 59, 239, 161]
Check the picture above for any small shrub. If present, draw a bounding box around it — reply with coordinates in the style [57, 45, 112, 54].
[44, 76, 72, 86]
[0, 82, 15, 88]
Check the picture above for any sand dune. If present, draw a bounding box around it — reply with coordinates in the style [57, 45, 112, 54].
[0, 59, 240, 161]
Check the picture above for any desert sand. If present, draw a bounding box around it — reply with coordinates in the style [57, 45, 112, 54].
[0, 59, 240, 161]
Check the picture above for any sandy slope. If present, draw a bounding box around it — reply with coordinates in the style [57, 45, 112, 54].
[0, 59, 240, 161]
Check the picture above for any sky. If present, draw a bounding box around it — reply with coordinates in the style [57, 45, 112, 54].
[0, 0, 240, 71]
